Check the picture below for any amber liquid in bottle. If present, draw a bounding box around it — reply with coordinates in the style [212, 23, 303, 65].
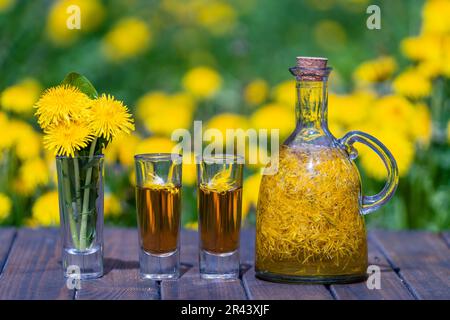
[198, 185, 242, 254]
[136, 185, 181, 254]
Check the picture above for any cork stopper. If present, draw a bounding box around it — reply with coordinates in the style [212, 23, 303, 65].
[293, 56, 329, 80]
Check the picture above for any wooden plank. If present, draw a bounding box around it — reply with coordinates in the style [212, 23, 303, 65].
[372, 230, 450, 300]
[0, 228, 16, 274]
[75, 228, 159, 300]
[330, 233, 414, 300]
[243, 268, 333, 300]
[160, 229, 248, 300]
[161, 267, 248, 300]
[441, 232, 450, 248]
[240, 228, 332, 300]
[0, 228, 73, 300]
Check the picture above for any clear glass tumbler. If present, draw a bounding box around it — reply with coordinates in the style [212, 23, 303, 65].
[56, 155, 104, 280]
[134, 153, 182, 280]
[197, 154, 244, 279]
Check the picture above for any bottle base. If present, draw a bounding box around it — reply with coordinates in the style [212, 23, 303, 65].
[63, 246, 104, 280]
[255, 270, 367, 284]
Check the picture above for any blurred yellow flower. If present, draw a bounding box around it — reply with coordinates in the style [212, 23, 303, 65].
[88, 94, 135, 141]
[371, 95, 416, 137]
[0, 0, 15, 12]
[206, 113, 250, 138]
[184, 221, 198, 230]
[353, 56, 397, 84]
[47, 0, 105, 45]
[0, 193, 12, 221]
[393, 69, 432, 99]
[358, 127, 415, 180]
[34, 84, 91, 129]
[104, 193, 122, 218]
[135, 136, 176, 155]
[250, 103, 294, 139]
[328, 91, 374, 128]
[401, 34, 445, 62]
[196, 1, 237, 35]
[0, 78, 41, 114]
[242, 172, 262, 220]
[245, 143, 271, 169]
[15, 131, 42, 161]
[0, 112, 13, 150]
[314, 20, 347, 51]
[103, 17, 151, 61]
[44, 121, 93, 157]
[182, 152, 197, 186]
[16, 158, 49, 195]
[411, 103, 432, 146]
[31, 191, 59, 226]
[105, 132, 140, 167]
[244, 79, 269, 106]
[273, 80, 296, 107]
[422, 0, 450, 35]
[182, 66, 222, 99]
[137, 91, 195, 136]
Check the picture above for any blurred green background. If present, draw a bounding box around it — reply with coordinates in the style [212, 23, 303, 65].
[0, 0, 448, 230]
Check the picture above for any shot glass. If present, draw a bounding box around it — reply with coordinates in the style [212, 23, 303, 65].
[197, 154, 244, 279]
[134, 153, 182, 280]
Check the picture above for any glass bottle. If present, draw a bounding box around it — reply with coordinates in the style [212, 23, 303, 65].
[255, 57, 399, 284]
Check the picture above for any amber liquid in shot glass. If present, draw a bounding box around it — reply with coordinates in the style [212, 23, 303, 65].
[136, 184, 181, 255]
[198, 185, 242, 254]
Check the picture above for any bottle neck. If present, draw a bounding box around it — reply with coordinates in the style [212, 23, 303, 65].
[295, 78, 329, 137]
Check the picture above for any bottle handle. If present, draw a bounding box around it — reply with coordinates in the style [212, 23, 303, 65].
[338, 131, 399, 215]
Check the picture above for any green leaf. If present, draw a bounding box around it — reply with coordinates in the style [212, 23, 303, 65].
[62, 72, 98, 99]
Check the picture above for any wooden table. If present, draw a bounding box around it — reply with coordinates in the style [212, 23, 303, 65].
[0, 228, 448, 300]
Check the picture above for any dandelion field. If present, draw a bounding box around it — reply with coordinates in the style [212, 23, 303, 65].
[0, 0, 448, 230]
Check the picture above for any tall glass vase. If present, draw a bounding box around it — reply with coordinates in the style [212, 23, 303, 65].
[56, 155, 104, 280]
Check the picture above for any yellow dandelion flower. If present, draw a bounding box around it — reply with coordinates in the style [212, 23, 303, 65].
[353, 56, 397, 84]
[250, 103, 294, 139]
[104, 132, 140, 166]
[1, 78, 41, 114]
[0, 193, 12, 221]
[35, 84, 92, 129]
[44, 121, 93, 157]
[182, 152, 197, 186]
[242, 172, 262, 220]
[15, 158, 49, 195]
[0, 112, 13, 150]
[244, 79, 269, 106]
[196, 1, 237, 35]
[135, 136, 176, 155]
[137, 91, 194, 136]
[272, 80, 296, 107]
[411, 103, 432, 147]
[358, 128, 415, 180]
[182, 66, 222, 98]
[393, 69, 432, 99]
[31, 191, 60, 226]
[206, 113, 250, 145]
[104, 193, 122, 218]
[422, 0, 450, 35]
[328, 91, 374, 128]
[371, 95, 416, 137]
[88, 94, 134, 141]
[15, 130, 42, 161]
[102, 17, 151, 62]
[401, 34, 444, 62]
[47, 0, 105, 46]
